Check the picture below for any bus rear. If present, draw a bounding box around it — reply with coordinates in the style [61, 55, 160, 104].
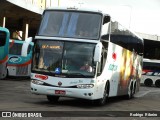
[0, 27, 9, 79]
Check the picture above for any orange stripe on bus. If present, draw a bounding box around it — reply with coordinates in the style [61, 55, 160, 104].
[7, 60, 32, 67]
[0, 56, 8, 64]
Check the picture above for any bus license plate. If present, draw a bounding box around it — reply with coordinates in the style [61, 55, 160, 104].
[55, 90, 66, 95]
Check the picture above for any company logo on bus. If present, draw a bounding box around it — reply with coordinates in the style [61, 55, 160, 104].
[58, 81, 62, 86]
[112, 53, 117, 61]
[9, 56, 22, 63]
[35, 74, 48, 80]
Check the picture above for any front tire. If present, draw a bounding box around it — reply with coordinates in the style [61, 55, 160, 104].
[144, 78, 153, 87]
[155, 80, 160, 88]
[126, 82, 134, 99]
[0, 68, 7, 80]
[47, 95, 60, 103]
[94, 83, 109, 106]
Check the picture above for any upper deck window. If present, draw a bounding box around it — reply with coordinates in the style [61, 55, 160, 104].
[38, 10, 102, 40]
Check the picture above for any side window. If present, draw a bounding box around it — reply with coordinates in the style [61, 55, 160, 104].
[110, 19, 143, 56]
[0, 31, 6, 46]
[110, 21, 129, 49]
[136, 37, 143, 56]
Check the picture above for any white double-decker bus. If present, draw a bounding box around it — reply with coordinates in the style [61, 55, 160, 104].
[141, 58, 160, 87]
[31, 7, 143, 105]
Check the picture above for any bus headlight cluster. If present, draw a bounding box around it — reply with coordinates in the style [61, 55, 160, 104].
[77, 84, 94, 89]
[31, 80, 44, 85]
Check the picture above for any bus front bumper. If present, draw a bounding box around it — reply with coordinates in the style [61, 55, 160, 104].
[30, 81, 97, 100]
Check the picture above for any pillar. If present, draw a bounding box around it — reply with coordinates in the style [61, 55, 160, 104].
[3, 17, 6, 28]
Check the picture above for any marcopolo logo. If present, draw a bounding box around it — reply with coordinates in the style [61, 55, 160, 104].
[9, 56, 22, 63]
[35, 74, 48, 80]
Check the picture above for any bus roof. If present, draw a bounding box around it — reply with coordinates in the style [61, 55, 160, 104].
[45, 6, 104, 14]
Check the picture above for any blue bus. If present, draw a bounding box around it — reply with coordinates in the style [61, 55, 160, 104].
[0, 27, 9, 79]
[7, 38, 34, 77]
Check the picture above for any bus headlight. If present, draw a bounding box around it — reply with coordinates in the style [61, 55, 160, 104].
[77, 84, 94, 89]
[31, 80, 44, 85]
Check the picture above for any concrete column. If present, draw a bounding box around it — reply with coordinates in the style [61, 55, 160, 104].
[22, 19, 30, 40]
[3, 17, 6, 28]
[25, 23, 29, 40]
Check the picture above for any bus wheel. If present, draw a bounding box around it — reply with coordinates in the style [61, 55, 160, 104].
[1, 68, 7, 79]
[126, 82, 134, 99]
[155, 80, 160, 88]
[144, 79, 153, 87]
[94, 83, 109, 106]
[47, 95, 59, 103]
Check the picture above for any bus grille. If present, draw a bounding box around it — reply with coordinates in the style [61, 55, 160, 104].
[16, 66, 28, 76]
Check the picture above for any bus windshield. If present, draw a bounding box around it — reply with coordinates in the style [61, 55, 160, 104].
[32, 40, 96, 78]
[38, 10, 102, 40]
[9, 43, 22, 55]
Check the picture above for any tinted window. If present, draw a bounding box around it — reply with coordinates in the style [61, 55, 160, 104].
[143, 62, 160, 71]
[110, 21, 143, 56]
[0, 31, 6, 46]
[9, 43, 22, 55]
[38, 10, 102, 40]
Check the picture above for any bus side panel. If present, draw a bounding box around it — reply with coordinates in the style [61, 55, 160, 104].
[107, 42, 141, 97]
[0, 28, 9, 79]
[104, 42, 121, 97]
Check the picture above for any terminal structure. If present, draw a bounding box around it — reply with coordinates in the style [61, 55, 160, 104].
[0, 0, 160, 60]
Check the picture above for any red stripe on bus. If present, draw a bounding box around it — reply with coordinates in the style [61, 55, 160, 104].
[0, 56, 8, 64]
[7, 60, 32, 67]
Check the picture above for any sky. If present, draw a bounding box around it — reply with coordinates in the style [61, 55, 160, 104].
[51, 0, 160, 36]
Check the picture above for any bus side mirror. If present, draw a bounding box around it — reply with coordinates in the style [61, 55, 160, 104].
[94, 42, 102, 62]
[25, 37, 32, 43]
[21, 37, 32, 57]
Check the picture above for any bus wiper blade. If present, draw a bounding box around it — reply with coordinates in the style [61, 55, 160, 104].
[67, 72, 88, 78]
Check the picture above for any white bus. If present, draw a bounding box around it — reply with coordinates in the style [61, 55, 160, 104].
[141, 58, 160, 87]
[31, 8, 144, 105]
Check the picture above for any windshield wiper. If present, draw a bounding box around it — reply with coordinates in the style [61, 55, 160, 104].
[66, 72, 89, 78]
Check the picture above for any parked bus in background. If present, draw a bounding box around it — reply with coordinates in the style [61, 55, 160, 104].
[141, 58, 160, 87]
[31, 7, 143, 105]
[0, 27, 9, 79]
[7, 38, 33, 77]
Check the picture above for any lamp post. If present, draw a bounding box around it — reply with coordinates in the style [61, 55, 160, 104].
[3, 17, 6, 28]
